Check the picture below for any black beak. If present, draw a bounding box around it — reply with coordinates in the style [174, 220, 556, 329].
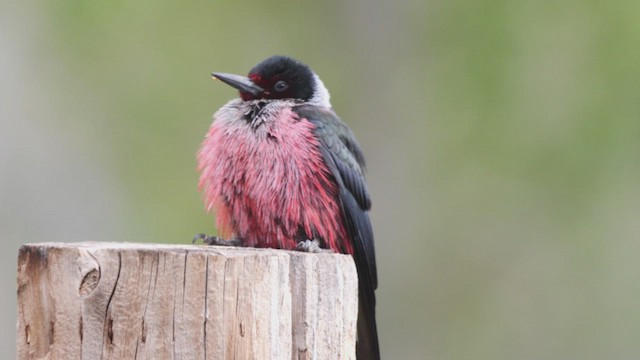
[211, 72, 264, 96]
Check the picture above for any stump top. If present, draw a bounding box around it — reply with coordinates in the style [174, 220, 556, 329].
[21, 241, 353, 259]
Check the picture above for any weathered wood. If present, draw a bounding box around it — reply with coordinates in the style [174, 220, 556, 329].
[16, 242, 358, 360]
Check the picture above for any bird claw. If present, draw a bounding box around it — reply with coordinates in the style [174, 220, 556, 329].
[296, 239, 333, 253]
[193, 233, 207, 244]
[193, 233, 241, 247]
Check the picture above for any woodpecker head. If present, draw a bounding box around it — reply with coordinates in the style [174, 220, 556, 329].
[212, 56, 331, 108]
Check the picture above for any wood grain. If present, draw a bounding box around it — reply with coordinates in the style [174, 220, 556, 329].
[17, 242, 358, 360]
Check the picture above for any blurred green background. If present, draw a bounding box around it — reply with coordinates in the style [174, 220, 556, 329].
[2, 0, 639, 358]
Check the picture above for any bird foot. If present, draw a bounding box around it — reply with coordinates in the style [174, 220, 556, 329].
[193, 233, 241, 247]
[296, 239, 333, 253]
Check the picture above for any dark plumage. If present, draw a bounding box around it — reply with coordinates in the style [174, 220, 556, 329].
[198, 56, 379, 359]
[295, 105, 378, 359]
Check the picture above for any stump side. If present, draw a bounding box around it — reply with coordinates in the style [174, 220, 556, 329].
[16, 242, 358, 360]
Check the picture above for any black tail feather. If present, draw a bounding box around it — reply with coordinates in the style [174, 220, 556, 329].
[340, 187, 379, 359]
[356, 283, 380, 359]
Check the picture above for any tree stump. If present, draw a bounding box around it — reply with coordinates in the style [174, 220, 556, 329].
[16, 242, 358, 359]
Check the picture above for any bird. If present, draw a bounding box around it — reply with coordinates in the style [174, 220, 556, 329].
[195, 55, 379, 359]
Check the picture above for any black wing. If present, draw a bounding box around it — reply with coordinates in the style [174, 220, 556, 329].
[294, 104, 379, 360]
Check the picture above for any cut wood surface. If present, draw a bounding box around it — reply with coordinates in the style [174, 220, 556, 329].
[17, 242, 358, 360]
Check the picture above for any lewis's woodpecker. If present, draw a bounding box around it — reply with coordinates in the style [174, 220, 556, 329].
[196, 55, 379, 359]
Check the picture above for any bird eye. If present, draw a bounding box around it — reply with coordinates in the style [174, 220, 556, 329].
[274, 80, 288, 92]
